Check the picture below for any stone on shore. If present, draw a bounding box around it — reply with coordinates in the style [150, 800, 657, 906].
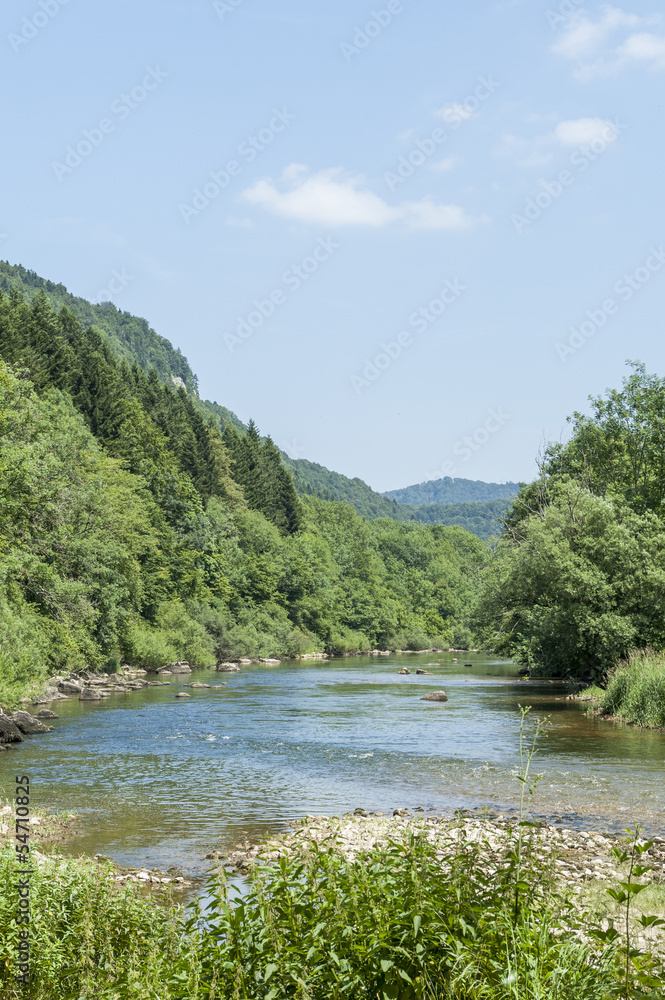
[0, 717, 24, 743]
[58, 680, 83, 695]
[10, 711, 53, 734]
[259, 658, 281, 664]
[421, 691, 449, 702]
[80, 688, 102, 701]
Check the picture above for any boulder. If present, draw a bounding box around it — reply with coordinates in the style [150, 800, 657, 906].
[238, 658, 252, 665]
[421, 691, 449, 703]
[398, 669, 411, 676]
[58, 680, 83, 695]
[176, 693, 191, 699]
[259, 658, 280, 665]
[190, 683, 210, 689]
[168, 662, 192, 674]
[80, 688, 102, 701]
[415, 669, 432, 675]
[0, 717, 24, 743]
[36, 709, 59, 720]
[10, 711, 52, 734]
[156, 669, 173, 676]
[217, 664, 240, 673]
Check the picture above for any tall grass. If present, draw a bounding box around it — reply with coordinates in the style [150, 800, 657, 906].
[601, 649, 665, 728]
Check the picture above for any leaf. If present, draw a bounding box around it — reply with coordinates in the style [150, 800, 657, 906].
[381, 959, 394, 973]
[413, 914, 421, 937]
[264, 963, 278, 982]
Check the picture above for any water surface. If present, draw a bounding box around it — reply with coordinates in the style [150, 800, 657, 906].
[1, 654, 663, 874]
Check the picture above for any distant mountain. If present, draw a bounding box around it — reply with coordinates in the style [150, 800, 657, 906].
[406, 499, 512, 540]
[383, 477, 521, 506]
[283, 459, 513, 539]
[283, 457, 410, 521]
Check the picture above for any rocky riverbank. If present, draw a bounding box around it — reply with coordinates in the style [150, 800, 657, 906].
[210, 810, 665, 953]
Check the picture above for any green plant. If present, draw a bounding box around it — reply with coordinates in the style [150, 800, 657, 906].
[589, 827, 665, 999]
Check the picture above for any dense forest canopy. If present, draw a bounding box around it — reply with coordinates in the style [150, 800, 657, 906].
[383, 477, 521, 506]
[475, 363, 665, 682]
[0, 286, 488, 699]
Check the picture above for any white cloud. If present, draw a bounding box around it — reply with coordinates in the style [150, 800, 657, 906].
[495, 117, 620, 167]
[225, 216, 255, 229]
[552, 7, 665, 78]
[553, 117, 618, 145]
[240, 165, 482, 231]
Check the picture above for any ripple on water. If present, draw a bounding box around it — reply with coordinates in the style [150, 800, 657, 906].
[0, 655, 664, 871]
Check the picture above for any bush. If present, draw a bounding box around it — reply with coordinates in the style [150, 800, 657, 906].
[601, 649, 665, 728]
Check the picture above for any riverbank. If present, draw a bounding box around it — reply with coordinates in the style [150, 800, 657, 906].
[570, 649, 665, 730]
[3, 806, 664, 999]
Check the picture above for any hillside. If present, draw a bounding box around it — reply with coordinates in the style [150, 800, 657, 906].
[383, 477, 521, 506]
[284, 458, 511, 539]
[0, 281, 490, 701]
[0, 260, 513, 541]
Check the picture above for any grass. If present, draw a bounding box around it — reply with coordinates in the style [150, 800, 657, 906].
[600, 649, 665, 728]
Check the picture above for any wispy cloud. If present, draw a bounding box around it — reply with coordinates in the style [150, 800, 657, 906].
[495, 116, 619, 166]
[240, 165, 485, 231]
[552, 7, 665, 79]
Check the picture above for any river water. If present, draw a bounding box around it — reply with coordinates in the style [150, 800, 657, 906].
[1, 653, 664, 876]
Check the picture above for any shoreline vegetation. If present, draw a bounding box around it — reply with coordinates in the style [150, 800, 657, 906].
[2, 805, 665, 997]
[571, 649, 665, 731]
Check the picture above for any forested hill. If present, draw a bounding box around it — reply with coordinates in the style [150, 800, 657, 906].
[0, 261, 248, 438]
[284, 458, 513, 539]
[383, 477, 521, 506]
[0, 260, 511, 541]
[283, 457, 409, 521]
[0, 283, 489, 702]
[0, 260, 198, 391]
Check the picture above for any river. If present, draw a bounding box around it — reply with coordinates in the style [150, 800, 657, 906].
[1, 653, 664, 876]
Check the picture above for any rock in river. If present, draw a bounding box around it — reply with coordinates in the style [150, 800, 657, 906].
[36, 709, 59, 720]
[0, 717, 24, 743]
[421, 691, 449, 703]
[217, 663, 240, 672]
[398, 668, 411, 675]
[415, 669, 432, 675]
[80, 688, 102, 701]
[10, 711, 53, 734]
[58, 680, 83, 695]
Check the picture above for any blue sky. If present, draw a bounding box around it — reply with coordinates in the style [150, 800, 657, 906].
[2, 0, 664, 491]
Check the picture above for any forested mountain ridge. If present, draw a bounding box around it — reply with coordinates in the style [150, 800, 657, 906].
[384, 477, 521, 506]
[0, 283, 488, 701]
[284, 457, 511, 539]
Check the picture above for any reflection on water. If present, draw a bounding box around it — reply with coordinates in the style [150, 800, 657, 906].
[0, 654, 663, 874]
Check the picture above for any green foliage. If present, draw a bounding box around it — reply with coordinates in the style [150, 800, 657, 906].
[285, 458, 513, 539]
[600, 650, 665, 728]
[383, 477, 520, 506]
[407, 500, 511, 540]
[477, 364, 665, 681]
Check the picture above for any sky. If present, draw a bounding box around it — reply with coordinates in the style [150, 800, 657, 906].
[1, 0, 664, 492]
